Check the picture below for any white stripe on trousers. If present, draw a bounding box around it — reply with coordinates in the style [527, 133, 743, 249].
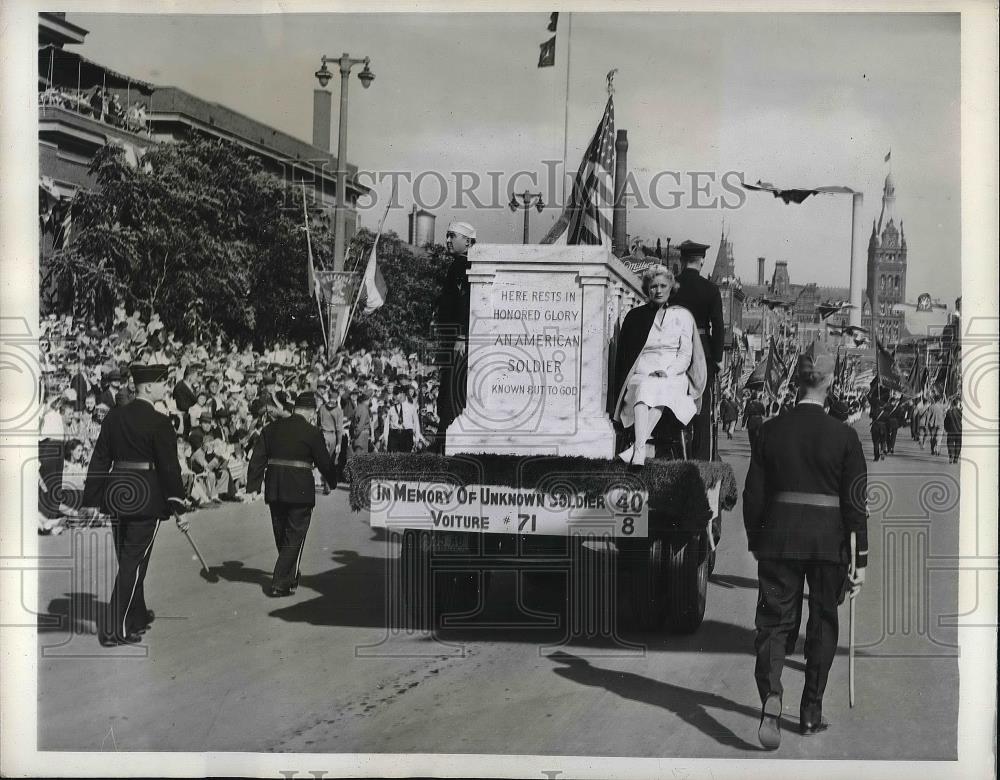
[122, 520, 159, 638]
[294, 523, 309, 584]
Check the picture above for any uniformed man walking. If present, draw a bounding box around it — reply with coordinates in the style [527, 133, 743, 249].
[944, 397, 962, 463]
[668, 240, 725, 460]
[247, 391, 337, 596]
[868, 385, 890, 461]
[742, 391, 767, 449]
[82, 363, 188, 646]
[431, 220, 476, 454]
[743, 353, 868, 749]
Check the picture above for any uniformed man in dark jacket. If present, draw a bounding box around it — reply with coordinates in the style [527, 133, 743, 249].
[82, 363, 187, 646]
[868, 384, 890, 461]
[742, 392, 767, 448]
[431, 220, 476, 453]
[247, 391, 337, 597]
[668, 240, 725, 460]
[743, 353, 868, 749]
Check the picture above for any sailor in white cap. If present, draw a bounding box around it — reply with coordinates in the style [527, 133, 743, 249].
[431, 220, 477, 452]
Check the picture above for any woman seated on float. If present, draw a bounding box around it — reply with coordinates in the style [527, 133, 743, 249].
[613, 264, 707, 467]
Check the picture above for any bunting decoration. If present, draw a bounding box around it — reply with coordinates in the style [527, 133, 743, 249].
[538, 13, 558, 67]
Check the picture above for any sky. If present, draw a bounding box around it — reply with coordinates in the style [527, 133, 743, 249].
[75, 11, 961, 304]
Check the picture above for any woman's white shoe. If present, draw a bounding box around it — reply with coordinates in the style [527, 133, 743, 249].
[617, 445, 635, 464]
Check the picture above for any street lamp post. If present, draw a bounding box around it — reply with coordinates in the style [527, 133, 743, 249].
[315, 53, 375, 273]
[313, 53, 374, 360]
[508, 191, 545, 244]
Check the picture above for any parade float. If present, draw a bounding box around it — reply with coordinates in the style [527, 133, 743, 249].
[347, 244, 737, 634]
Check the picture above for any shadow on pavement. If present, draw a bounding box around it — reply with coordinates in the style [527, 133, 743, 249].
[549, 651, 778, 751]
[710, 573, 759, 590]
[38, 592, 103, 635]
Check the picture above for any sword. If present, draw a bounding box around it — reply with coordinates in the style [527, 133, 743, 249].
[174, 512, 217, 582]
[849, 531, 857, 707]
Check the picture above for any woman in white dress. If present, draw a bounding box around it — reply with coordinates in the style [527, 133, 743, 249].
[613, 265, 705, 466]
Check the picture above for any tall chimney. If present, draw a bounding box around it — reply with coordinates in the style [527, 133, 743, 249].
[312, 90, 331, 151]
[612, 130, 628, 257]
[757, 256, 765, 286]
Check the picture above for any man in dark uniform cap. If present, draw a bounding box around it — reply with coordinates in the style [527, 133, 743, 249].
[82, 363, 187, 646]
[247, 391, 337, 597]
[743, 352, 868, 749]
[431, 220, 476, 453]
[668, 240, 725, 460]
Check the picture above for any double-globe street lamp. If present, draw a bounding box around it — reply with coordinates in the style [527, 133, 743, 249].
[312, 53, 373, 358]
[314, 53, 375, 273]
[508, 191, 545, 244]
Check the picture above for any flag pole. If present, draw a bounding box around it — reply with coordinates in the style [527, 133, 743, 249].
[341, 180, 396, 346]
[302, 183, 329, 352]
[560, 12, 572, 207]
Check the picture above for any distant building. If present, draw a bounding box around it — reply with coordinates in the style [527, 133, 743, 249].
[862, 172, 908, 345]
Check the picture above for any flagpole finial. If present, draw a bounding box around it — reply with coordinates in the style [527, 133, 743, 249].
[606, 68, 618, 96]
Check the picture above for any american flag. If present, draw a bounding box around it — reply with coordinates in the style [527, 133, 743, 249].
[545, 95, 615, 246]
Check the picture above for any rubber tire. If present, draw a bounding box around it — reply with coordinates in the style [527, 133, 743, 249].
[618, 538, 668, 632]
[664, 536, 709, 634]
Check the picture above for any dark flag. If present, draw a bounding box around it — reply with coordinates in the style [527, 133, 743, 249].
[875, 338, 905, 393]
[538, 36, 556, 68]
[766, 337, 788, 399]
[742, 180, 855, 205]
[547, 12, 559, 32]
[744, 355, 768, 392]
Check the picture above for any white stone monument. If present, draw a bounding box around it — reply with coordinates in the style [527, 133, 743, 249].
[445, 244, 646, 459]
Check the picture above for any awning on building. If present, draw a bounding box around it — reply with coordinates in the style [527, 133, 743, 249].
[38, 44, 155, 94]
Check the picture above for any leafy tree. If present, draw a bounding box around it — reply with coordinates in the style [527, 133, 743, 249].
[43, 138, 335, 346]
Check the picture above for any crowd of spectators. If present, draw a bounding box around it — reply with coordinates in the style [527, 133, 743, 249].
[39, 85, 149, 135]
[38, 309, 442, 534]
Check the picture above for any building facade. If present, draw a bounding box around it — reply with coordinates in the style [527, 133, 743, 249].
[862, 172, 907, 345]
[39, 15, 366, 268]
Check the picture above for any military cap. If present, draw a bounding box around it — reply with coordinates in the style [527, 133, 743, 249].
[797, 353, 837, 385]
[447, 221, 476, 240]
[294, 391, 317, 409]
[678, 240, 711, 261]
[130, 363, 169, 385]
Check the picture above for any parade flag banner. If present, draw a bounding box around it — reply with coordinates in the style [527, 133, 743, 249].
[542, 94, 615, 246]
[742, 180, 855, 205]
[765, 337, 787, 399]
[875, 338, 905, 393]
[357, 239, 387, 317]
[885, 149, 892, 163]
[547, 12, 559, 32]
[744, 355, 768, 391]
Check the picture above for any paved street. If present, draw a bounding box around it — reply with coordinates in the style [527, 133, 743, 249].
[37, 421, 959, 758]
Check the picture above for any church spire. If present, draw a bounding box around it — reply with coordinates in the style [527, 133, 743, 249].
[878, 170, 896, 234]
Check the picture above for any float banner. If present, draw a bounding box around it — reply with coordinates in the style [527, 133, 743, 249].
[368, 479, 648, 538]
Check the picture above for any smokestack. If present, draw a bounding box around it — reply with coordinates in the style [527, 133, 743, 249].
[757, 256, 765, 286]
[612, 130, 628, 257]
[312, 90, 331, 151]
